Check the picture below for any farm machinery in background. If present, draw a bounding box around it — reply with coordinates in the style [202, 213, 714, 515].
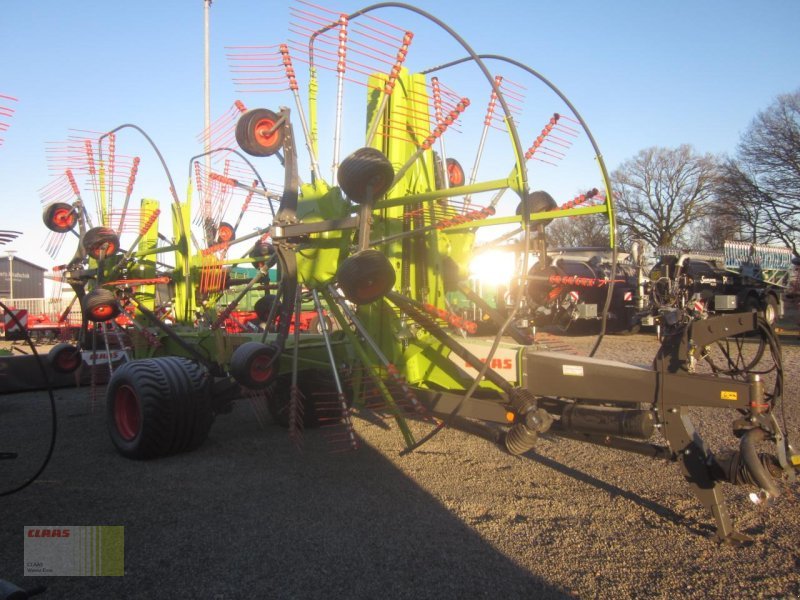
[643, 242, 793, 331]
[473, 238, 794, 336]
[33, 1, 798, 544]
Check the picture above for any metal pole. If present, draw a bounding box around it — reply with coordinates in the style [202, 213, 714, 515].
[203, 0, 212, 244]
[6, 250, 16, 303]
[204, 0, 211, 162]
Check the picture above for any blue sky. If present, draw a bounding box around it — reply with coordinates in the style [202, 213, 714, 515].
[1, 0, 798, 274]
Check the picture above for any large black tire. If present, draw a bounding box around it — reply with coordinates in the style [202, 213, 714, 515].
[337, 249, 396, 304]
[236, 108, 284, 157]
[230, 341, 280, 389]
[43, 202, 77, 233]
[337, 147, 394, 204]
[48, 342, 82, 374]
[267, 369, 352, 428]
[82, 226, 120, 259]
[83, 288, 121, 322]
[516, 190, 558, 226]
[106, 357, 213, 459]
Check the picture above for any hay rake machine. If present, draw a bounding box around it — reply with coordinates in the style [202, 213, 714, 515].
[39, 1, 797, 543]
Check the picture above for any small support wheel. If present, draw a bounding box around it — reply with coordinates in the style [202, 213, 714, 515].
[236, 108, 284, 157]
[764, 294, 779, 326]
[254, 295, 280, 323]
[217, 221, 235, 244]
[337, 147, 395, 204]
[337, 249, 396, 304]
[83, 288, 121, 322]
[308, 314, 333, 334]
[43, 202, 78, 233]
[82, 226, 120, 259]
[48, 342, 82, 374]
[445, 157, 465, 187]
[249, 238, 275, 268]
[230, 341, 280, 389]
[516, 190, 558, 226]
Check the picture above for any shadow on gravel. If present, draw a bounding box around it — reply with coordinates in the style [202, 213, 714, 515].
[525, 452, 716, 539]
[1, 388, 569, 599]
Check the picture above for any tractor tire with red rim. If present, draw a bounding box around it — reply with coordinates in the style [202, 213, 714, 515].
[106, 357, 213, 459]
[83, 288, 121, 322]
[236, 108, 284, 157]
[516, 190, 558, 226]
[337, 147, 395, 204]
[48, 342, 82, 374]
[336, 249, 396, 304]
[217, 221, 235, 244]
[43, 202, 78, 233]
[230, 341, 280, 389]
[82, 226, 120, 259]
[445, 158, 465, 187]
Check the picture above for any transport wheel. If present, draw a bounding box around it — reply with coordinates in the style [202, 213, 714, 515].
[267, 369, 352, 428]
[230, 341, 280, 389]
[236, 108, 284, 157]
[337, 147, 395, 204]
[43, 202, 77, 233]
[106, 357, 213, 459]
[82, 226, 120, 259]
[83, 288, 120, 322]
[336, 249, 396, 304]
[48, 342, 82, 374]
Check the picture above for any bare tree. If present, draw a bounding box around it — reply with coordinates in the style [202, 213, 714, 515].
[545, 214, 609, 248]
[715, 158, 772, 244]
[611, 145, 719, 249]
[719, 90, 800, 257]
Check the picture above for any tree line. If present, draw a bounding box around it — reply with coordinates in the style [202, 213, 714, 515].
[546, 89, 800, 259]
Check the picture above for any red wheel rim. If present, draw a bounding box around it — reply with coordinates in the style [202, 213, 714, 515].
[114, 385, 141, 441]
[447, 159, 464, 186]
[54, 347, 80, 372]
[356, 277, 388, 302]
[52, 208, 75, 229]
[91, 242, 117, 258]
[249, 353, 274, 383]
[218, 224, 234, 242]
[254, 118, 279, 149]
[90, 303, 115, 319]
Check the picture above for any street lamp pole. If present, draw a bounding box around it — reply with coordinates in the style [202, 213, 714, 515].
[5, 250, 16, 304]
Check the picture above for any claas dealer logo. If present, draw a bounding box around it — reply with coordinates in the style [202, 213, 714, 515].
[466, 357, 514, 370]
[27, 528, 71, 538]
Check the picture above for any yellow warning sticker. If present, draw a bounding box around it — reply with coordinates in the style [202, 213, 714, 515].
[791, 455, 800, 467]
[720, 391, 738, 401]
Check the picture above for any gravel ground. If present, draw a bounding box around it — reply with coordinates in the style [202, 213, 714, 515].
[1, 328, 799, 599]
